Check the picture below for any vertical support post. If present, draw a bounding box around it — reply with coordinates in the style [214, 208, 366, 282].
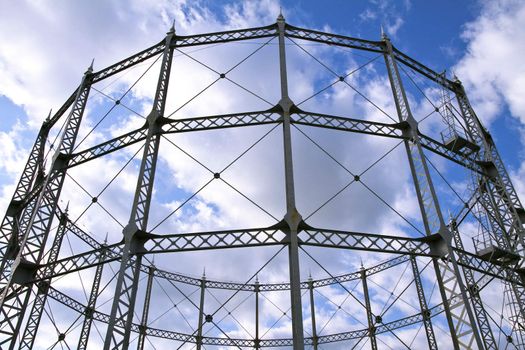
[254, 278, 260, 349]
[18, 207, 69, 350]
[454, 80, 524, 249]
[196, 274, 206, 350]
[308, 276, 318, 350]
[77, 246, 107, 350]
[0, 112, 51, 288]
[454, 80, 525, 346]
[0, 63, 93, 350]
[276, 13, 304, 350]
[103, 26, 175, 350]
[361, 268, 377, 350]
[137, 265, 155, 350]
[475, 166, 525, 347]
[409, 255, 438, 350]
[450, 222, 497, 350]
[276, 13, 305, 350]
[277, 14, 304, 350]
[382, 34, 483, 350]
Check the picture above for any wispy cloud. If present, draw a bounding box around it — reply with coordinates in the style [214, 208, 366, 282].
[359, 0, 410, 38]
[454, 0, 525, 126]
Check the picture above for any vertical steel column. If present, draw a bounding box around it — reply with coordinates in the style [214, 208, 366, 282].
[361, 268, 377, 350]
[454, 81, 524, 249]
[454, 80, 525, 345]
[484, 185, 525, 346]
[0, 64, 93, 350]
[18, 208, 69, 350]
[255, 278, 260, 349]
[308, 276, 318, 350]
[103, 27, 175, 350]
[382, 35, 483, 350]
[476, 184, 510, 250]
[450, 222, 497, 350]
[137, 265, 155, 350]
[276, 13, 304, 349]
[409, 256, 438, 350]
[0, 112, 51, 287]
[77, 246, 107, 350]
[196, 274, 206, 350]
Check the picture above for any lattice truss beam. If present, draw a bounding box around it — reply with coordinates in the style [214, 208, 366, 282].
[0, 14, 523, 350]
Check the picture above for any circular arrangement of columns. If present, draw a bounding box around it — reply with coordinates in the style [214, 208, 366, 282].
[44, 226, 445, 347]
[0, 13, 524, 350]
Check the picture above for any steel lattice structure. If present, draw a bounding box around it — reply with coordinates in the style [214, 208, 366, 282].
[1, 13, 524, 350]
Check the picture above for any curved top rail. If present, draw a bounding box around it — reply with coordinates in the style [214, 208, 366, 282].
[174, 23, 278, 47]
[44, 21, 454, 138]
[285, 23, 385, 53]
[92, 40, 166, 84]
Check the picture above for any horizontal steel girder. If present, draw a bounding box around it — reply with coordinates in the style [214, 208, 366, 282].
[299, 228, 433, 255]
[65, 110, 482, 174]
[92, 41, 166, 84]
[175, 24, 277, 48]
[418, 133, 484, 175]
[46, 283, 445, 347]
[91, 25, 278, 84]
[65, 216, 413, 292]
[60, 217, 417, 292]
[33, 226, 524, 288]
[284, 24, 385, 53]
[292, 111, 405, 138]
[392, 47, 457, 91]
[68, 110, 281, 168]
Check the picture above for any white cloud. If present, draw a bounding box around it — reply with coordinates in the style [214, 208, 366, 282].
[454, 0, 525, 126]
[360, 9, 377, 22]
[386, 17, 404, 37]
[0, 120, 34, 214]
[362, 0, 409, 38]
[1, 0, 521, 348]
[453, 0, 525, 267]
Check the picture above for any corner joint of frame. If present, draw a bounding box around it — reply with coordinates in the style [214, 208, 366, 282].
[476, 160, 498, 180]
[12, 259, 39, 285]
[125, 226, 154, 255]
[51, 152, 71, 171]
[6, 199, 23, 217]
[420, 232, 448, 257]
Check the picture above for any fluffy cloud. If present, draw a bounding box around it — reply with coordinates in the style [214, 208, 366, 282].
[454, 0, 525, 126]
[0, 0, 521, 349]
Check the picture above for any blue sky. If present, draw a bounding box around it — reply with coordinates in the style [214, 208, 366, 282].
[1, 0, 525, 348]
[2, 0, 523, 228]
[1, 0, 523, 171]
